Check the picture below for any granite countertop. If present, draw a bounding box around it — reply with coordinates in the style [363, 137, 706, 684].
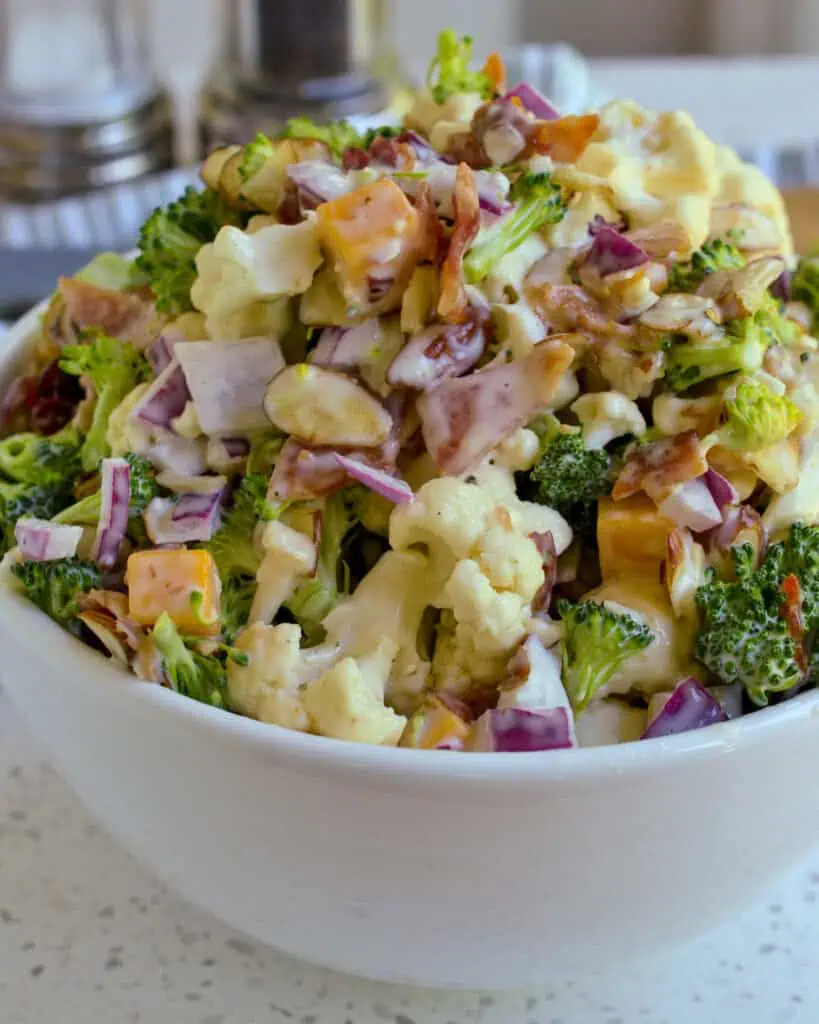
[0, 688, 817, 1024]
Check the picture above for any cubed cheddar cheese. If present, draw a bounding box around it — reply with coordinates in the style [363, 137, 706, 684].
[399, 698, 470, 750]
[597, 494, 675, 581]
[126, 549, 221, 635]
[316, 178, 421, 308]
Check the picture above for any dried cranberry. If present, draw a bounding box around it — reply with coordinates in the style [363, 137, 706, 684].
[37, 359, 84, 404]
[342, 146, 369, 170]
[30, 397, 75, 435]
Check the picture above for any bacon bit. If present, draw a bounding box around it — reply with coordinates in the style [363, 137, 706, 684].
[780, 574, 807, 673]
[51, 277, 160, 349]
[481, 51, 506, 94]
[342, 146, 369, 170]
[438, 162, 481, 324]
[415, 182, 445, 264]
[276, 179, 303, 224]
[369, 136, 417, 171]
[530, 530, 558, 614]
[269, 437, 397, 501]
[613, 430, 709, 504]
[443, 130, 491, 169]
[527, 113, 600, 163]
[525, 281, 633, 340]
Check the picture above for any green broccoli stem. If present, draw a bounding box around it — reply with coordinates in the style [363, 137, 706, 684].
[664, 333, 766, 392]
[53, 494, 99, 526]
[153, 612, 195, 672]
[464, 199, 555, 284]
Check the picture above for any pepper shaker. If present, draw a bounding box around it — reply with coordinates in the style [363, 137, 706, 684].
[0, 0, 174, 202]
[198, 0, 403, 152]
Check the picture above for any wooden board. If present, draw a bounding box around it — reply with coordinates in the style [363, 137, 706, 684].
[784, 188, 819, 254]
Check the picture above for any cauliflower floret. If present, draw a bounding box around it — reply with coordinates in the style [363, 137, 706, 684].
[227, 623, 311, 731]
[249, 521, 317, 625]
[407, 88, 484, 140]
[443, 559, 534, 656]
[473, 523, 544, 598]
[763, 432, 819, 539]
[465, 462, 574, 549]
[106, 383, 153, 457]
[491, 427, 540, 472]
[570, 391, 646, 449]
[191, 218, 323, 339]
[491, 302, 547, 360]
[484, 234, 549, 304]
[302, 638, 406, 745]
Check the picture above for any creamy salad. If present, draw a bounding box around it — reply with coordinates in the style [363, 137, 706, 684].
[4, 30, 819, 752]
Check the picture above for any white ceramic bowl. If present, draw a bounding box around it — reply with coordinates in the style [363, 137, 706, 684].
[3, 302, 819, 990]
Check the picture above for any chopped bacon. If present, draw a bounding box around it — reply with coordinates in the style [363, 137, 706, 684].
[49, 277, 160, 349]
[415, 182, 445, 264]
[438, 163, 481, 324]
[369, 136, 417, 170]
[481, 51, 506, 94]
[524, 281, 634, 340]
[780, 574, 807, 673]
[530, 530, 558, 614]
[387, 315, 488, 390]
[418, 337, 575, 475]
[613, 430, 708, 504]
[443, 130, 491, 169]
[526, 113, 600, 163]
[342, 146, 370, 170]
[276, 179, 304, 224]
[269, 438, 397, 502]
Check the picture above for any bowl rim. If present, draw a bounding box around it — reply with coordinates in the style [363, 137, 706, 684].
[3, 293, 817, 788]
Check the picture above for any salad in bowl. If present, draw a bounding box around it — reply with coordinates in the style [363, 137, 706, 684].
[3, 29, 819, 756]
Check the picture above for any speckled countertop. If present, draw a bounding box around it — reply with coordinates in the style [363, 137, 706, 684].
[0, 689, 817, 1024]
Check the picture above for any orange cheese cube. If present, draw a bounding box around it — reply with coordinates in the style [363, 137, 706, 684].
[126, 549, 221, 635]
[597, 494, 675, 581]
[316, 178, 420, 306]
[399, 698, 470, 750]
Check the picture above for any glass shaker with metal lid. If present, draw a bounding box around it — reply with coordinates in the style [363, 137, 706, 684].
[199, 0, 404, 151]
[0, 0, 174, 202]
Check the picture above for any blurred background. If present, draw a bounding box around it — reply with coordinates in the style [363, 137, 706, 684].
[1, 0, 819, 291]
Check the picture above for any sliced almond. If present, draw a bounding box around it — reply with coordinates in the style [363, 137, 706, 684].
[264, 365, 393, 447]
[639, 293, 718, 332]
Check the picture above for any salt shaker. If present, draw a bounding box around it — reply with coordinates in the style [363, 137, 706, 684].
[198, 0, 402, 152]
[0, 0, 174, 202]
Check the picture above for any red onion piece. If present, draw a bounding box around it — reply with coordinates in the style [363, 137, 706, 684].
[175, 338, 285, 435]
[14, 518, 83, 562]
[310, 320, 382, 370]
[93, 457, 131, 568]
[147, 335, 175, 375]
[131, 358, 190, 429]
[469, 707, 574, 752]
[396, 129, 439, 162]
[588, 213, 628, 236]
[642, 677, 727, 740]
[144, 490, 223, 545]
[287, 160, 352, 209]
[657, 477, 722, 533]
[702, 467, 738, 509]
[770, 269, 792, 303]
[146, 432, 208, 476]
[268, 440, 349, 501]
[333, 453, 413, 505]
[503, 83, 560, 121]
[585, 226, 649, 278]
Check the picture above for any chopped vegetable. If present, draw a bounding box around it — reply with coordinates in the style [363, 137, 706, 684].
[11, 557, 102, 630]
[152, 612, 229, 707]
[55, 453, 157, 525]
[667, 238, 745, 293]
[0, 425, 82, 487]
[60, 335, 151, 471]
[663, 316, 768, 393]
[710, 376, 802, 453]
[425, 29, 495, 105]
[557, 599, 653, 712]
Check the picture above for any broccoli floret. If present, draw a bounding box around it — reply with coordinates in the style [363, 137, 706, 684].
[0, 480, 75, 556]
[11, 557, 102, 630]
[792, 251, 819, 332]
[53, 453, 158, 525]
[285, 489, 355, 643]
[425, 28, 494, 105]
[463, 172, 566, 283]
[757, 522, 819, 634]
[557, 599, 653, 712]
[206, 473, 270, 581]
[152, 612, 228, 708]
[362, 125, 402, 149]
[695, 540, 806, 705]
[220, 573, 257, 646]
[279, 118, 363, 160]
[667, 238, 745, 293]
[246, 432, 285, 476]
[0, 425, 82, 487]
[663, 315, 767, 393]
[710, 376, 802, 453]
[135, 186, 240, 315]
[60, 335, 151, 471]
[527, 427, 613, 539]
